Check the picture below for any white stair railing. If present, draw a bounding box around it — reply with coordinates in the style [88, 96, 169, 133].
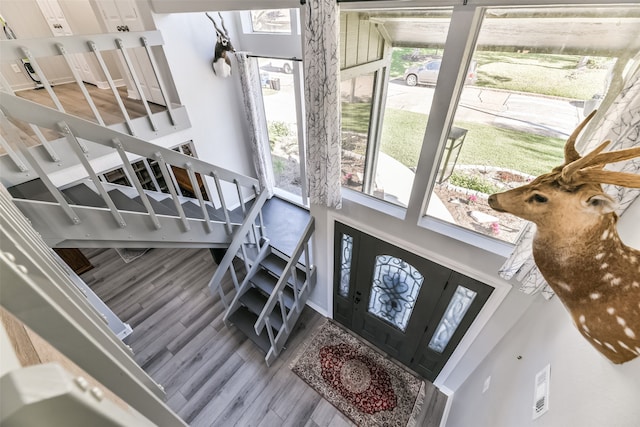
[0, 92, 264, 248]
[0, 31, 186, 140]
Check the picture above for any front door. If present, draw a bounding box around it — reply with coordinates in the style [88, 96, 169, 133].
[333, 222, 493, 381]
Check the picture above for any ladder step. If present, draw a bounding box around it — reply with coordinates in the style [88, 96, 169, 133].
[250, 269, 295, 309]
[260, 253, 306, 289]
[107, 189, 146, 212]
[239, 287, 284, 331]
[228, 306, 271, 354]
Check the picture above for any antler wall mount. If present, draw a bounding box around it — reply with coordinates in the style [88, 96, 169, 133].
[489, 111, 640, 364]
[206, 12, 235, 78]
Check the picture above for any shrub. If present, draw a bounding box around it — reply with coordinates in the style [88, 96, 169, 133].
[449, 172, 501, 194]
[269, 121, 290, 140]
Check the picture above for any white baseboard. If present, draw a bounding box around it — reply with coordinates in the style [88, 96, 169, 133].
[306, 299, 331, 318]
[127, 88, 141, 100]
[96, 79, 125, 89]
[439, 389, 454, 427]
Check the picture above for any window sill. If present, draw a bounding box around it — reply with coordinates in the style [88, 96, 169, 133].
[342, 188, 407, 220]
[419, 215, 515, 258]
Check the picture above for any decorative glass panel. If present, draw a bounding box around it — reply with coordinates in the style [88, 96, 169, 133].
[428, 286, 477, 353]
[368, 255, 424, 332]
[338, 234, 353, 297]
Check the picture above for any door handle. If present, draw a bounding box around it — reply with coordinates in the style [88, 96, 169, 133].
[354, 297, 361, 304]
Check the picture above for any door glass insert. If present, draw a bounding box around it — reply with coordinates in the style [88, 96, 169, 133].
[428, 285, 477, 353]
[368, 255, 424, 332]
[339, 234, 354, 297]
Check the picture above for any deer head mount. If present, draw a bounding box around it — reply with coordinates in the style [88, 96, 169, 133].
[488, 111, 640, 364]
[206, 12, 235, 78]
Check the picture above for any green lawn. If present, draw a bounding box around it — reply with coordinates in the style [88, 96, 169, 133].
[379, 108, 565, 177]
[390, 47, 611, 100]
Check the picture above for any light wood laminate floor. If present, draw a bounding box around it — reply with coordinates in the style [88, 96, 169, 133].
[2, 83, 165, 153]
[79, 249, 447, 426]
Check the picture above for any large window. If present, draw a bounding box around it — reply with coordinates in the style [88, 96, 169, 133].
[341, 73, 376, 194]
[258, 57, 306, 204]
[339, 5, 640, 249]
[250, 9, 292, 34]
[340, 10, 453, 208]
[424, 6, 637, 244]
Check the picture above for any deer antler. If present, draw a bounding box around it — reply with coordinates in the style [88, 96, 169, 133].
[217, 12, 228, 36]
[574, 169, 640, 188]
[206, 12, 223, 35]
[564, 110, 597, 164]
[562, 145, 640, 187]
[561, 140, 611, 182]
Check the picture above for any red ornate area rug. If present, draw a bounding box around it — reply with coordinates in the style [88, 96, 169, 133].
[291, 320, 425, 427]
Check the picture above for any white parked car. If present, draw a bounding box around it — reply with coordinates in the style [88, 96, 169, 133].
[265, 59, 293, 74]
[404, 58, 477, 86]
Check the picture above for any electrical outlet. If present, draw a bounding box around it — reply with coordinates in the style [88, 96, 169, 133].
[11, 63, 21, 73]
[482, 376, 491, 393]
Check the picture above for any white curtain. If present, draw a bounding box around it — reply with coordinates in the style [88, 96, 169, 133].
[303, 0, 342, 209]
[236, 53, 275, 197]
[500, 65, 640, 298]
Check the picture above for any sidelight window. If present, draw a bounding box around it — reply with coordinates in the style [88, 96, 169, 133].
[428, 285, 477, 353]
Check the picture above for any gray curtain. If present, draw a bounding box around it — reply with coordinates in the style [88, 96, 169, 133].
[499, 64, 640, 298]
[236, 52, 275, 197]
[303, 0, 342, 208]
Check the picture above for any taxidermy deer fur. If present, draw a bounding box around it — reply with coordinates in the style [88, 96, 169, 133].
[206, 12, 234, 78]
[488, 110, 640, 364]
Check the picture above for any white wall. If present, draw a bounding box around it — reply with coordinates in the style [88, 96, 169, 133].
[147, 11, 256, 181]
[445, 196, 640, 427]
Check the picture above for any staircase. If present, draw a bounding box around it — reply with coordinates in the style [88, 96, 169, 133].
[1, 83, 316, 365]
[216, 217, 316, 366]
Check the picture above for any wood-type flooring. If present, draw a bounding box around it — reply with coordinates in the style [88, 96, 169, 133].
[80, 247, 448, 427]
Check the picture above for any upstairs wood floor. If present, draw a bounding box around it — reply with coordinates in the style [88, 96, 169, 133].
[2, 82, 165, 153]
[80, 247, 448, 427]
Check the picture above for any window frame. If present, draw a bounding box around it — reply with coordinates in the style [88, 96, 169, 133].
[339, 1, 639, 255]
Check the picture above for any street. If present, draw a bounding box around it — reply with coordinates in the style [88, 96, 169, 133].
[262, 71, 585, 140]
[385, 78, 584, 138]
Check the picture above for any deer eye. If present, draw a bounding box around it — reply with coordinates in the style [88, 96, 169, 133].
[528, 194, 548, 203]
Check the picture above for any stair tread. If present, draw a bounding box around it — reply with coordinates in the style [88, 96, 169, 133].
[239, 287, 283, 331]
[8, 179, 69, 203]
[250, 269, 295, 309]
[62, 184, 107, 208]
[260, 253, 306, 288]
[179, 201, 205, 219]
[133, 196, 178, 216]
[205, 203, 228, 222]
[228, 306, 271, 353]
[108, 189, 146, 212]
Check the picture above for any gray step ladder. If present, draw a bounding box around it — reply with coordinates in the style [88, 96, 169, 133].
[220, 217, 316, 366]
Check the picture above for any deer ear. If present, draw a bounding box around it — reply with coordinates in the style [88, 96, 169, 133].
[583, 194, 617, 214]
